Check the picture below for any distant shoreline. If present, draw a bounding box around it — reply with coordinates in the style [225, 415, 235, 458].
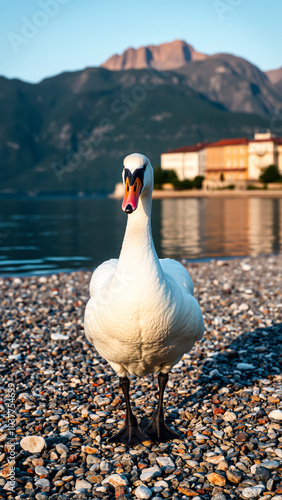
[0, 189, 281, 200]
[152, 189, 282, 199]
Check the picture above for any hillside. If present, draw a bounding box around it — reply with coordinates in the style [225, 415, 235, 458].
[0, 66, 271, 194]
[174, 54, 282, 117]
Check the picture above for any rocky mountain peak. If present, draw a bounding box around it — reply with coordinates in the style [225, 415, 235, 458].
[101, 39, 207, 71]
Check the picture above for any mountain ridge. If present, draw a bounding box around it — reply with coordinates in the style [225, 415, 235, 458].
[102, 39, 207, 71]
[101, 39, 281, 78]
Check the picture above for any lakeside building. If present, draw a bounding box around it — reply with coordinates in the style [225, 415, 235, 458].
[161, 132, 282, 184]
[160, 143, 207, 180]
[205, 138, 249, 182]
[248, 132, 282, 180]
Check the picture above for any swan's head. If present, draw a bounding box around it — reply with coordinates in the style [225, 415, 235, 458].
[121, 153, 153, 214]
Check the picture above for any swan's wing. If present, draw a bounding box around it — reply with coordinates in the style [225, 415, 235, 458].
[160, 258, 204, 343]
[89, 259, 118, 298]
[160, 258, 194, 295]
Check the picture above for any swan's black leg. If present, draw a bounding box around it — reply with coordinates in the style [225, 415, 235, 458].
[108, 376, 149, 445]
[145, 372, 180, 442]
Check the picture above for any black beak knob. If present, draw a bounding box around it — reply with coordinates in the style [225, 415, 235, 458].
[125, 204, 133, 214]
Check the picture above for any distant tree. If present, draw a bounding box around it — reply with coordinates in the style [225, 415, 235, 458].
[220, 173, 224, 181]
[173, 178, 193, 190]
[154, 167, 178, 189]
[259, 164, 281, 183]
[193, 175, 205, 189]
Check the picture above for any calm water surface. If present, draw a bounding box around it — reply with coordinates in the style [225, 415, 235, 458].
[0, 197, 281, 275]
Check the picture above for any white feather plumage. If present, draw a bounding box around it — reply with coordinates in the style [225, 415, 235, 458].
[84, 154, 204, 378]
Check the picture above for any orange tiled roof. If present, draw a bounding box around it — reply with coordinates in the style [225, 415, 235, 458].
[164, 142, 208, 154]
[206, 167, 247, 172]
[207, 138, 249, 147]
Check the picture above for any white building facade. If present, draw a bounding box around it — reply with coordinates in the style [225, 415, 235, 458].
[161, 144, 206, 180]
[248, 132, 282, 180]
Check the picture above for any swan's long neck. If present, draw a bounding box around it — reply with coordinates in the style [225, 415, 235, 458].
[116, 187, 162, 278]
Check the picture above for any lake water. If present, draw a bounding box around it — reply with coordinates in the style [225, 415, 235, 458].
[0, 196, 281, 275]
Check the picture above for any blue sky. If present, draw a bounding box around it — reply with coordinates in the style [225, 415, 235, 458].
[0, 0, 281, 83]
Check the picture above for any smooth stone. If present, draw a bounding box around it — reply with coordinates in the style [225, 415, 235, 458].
[268, 410, 282, 420]
[35, 466, 49, 476]
[254, 466, 270, 483]
[20, 436, 46, 453]
[51, 333, 69, 340]
[35, 478, 50, 488]
[107, 474, 128, 487]
[58, 419, 69, 427]
[242, 486, 265, 498]
[206, 454, 225, 465]
[236, 362, 255, 370]
[87, 455, 101, 465]
[140, 465, 162, 482]
[239, 303, 249, 311]
[236, 432, 249, 442]
[242, 263, 252, 271]
[261, 460, 280, 470]
[100, 460, 112, 473]
[135, 485, 153, 499]
[156, 456, 175, 470]
[186, 460, 199, 467]
[212, 495, 227, 500]
[213, 430, 224, 439]
[217, 460, 229, 471]
[206, 472, 226, 486]
[75, 479, 92, 491]
[223, 410, 237, 422]
[226, 470, 242, 484]
[154, 480, 168, 488]
[32, 409, 43, 416]
[56, 443, 69, 455]
[0, 466, 12, 478]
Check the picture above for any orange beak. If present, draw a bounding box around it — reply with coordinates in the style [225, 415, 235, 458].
[122, 177, 143, 213]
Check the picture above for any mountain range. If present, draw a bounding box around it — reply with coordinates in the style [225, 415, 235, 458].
[1, 40, 282, 194]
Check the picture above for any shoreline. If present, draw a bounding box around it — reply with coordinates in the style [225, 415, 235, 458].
[0, 251, 280, 279]
[152, 189, 282, 199]
[0, 189, 281, 201]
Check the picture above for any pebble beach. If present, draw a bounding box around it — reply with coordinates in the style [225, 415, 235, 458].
[0, 254, 281, 500]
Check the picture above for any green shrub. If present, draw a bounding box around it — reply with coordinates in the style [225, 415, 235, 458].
[154, 166, 178, 185]
[247, 184, 267, 190]
[154, 167, 205, 190]
[193, 176, 205, 189]
[259, 164, 281, 183]
[218, 184, 235, 190]
[173, 179, 193, 190]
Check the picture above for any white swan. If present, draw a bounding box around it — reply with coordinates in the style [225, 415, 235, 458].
[84, 153, 204, 444]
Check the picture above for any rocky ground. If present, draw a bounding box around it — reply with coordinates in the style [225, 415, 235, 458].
[0, 254, 281, 500]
